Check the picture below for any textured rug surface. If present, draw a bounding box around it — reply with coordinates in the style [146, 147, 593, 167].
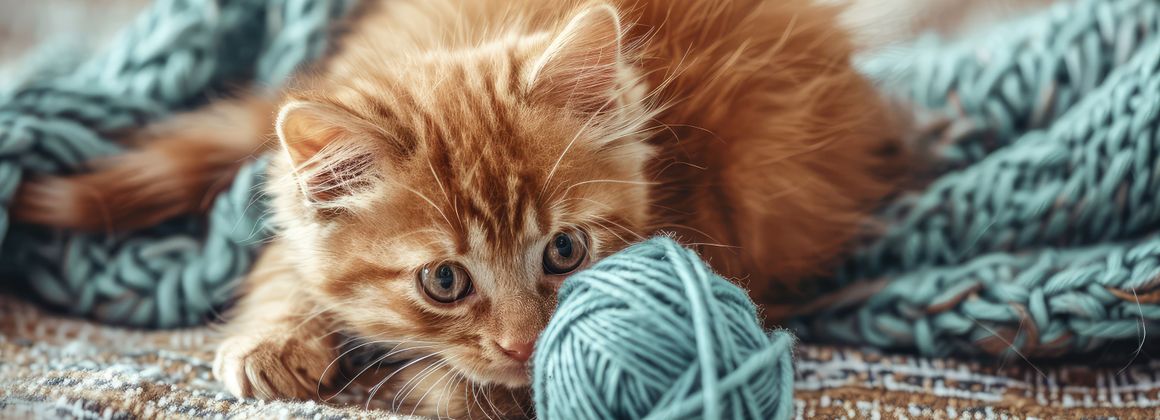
[4, 296, 1160, 419]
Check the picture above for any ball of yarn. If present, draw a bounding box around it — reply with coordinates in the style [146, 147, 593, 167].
[532, 237, 795, 420]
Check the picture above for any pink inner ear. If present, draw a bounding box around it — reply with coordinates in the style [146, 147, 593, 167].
[278, 105, 348, 167]
[277, 101, 381, 204]
[528, 4, 625, 114]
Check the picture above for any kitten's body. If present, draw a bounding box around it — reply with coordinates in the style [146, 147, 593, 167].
[15, 0, 900, 416]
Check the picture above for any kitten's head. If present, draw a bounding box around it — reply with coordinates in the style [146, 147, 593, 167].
[269, 5, 654, 387]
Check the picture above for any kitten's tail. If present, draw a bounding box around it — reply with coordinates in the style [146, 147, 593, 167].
[11, 94, 277, 233]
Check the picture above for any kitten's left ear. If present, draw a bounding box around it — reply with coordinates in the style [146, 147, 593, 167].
[276, 100, 385, 207]
[526, 3, 626, 114]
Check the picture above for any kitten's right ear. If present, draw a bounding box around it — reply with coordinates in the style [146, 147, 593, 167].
[525, 3, 626, 114]
[276, 101, 382, 205]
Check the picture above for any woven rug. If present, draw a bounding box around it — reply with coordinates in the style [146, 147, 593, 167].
[3, 295, 1159, 419]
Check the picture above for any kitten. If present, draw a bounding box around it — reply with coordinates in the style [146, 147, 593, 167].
[14, 0, 903, 416]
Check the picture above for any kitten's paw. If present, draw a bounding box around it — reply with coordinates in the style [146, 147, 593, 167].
[213, 331, 336, 400]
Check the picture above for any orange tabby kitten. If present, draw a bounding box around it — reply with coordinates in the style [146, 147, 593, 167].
[14, 0, 901, 416]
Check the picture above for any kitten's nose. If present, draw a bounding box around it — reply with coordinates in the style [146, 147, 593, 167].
[495, 339, 535, 363]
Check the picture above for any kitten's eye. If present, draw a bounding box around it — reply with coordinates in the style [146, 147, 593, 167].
[418, 263, 473, 304]
[543, 230, 588, 275]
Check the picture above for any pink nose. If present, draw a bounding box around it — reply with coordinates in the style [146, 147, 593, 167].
[496, 339, 535, 363]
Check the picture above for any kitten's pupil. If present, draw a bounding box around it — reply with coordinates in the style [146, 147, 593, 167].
[554, 234, 573, 258]
[436, 265, 454, 290]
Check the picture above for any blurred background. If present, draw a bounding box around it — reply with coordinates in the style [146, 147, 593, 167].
[0, 0, 147, 84]
[1, 0, 1055, 77]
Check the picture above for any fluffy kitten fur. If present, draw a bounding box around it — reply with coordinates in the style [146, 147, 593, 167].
[14, 0, 903, 416]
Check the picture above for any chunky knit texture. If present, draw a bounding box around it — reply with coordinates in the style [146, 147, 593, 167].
[795, 0, 1160, 357]
[0, 0, 349, 328]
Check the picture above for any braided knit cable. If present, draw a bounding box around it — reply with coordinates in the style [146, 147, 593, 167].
[797, 0, 1160, 357]
[861, 0, 1160, 168]
[0, 0, 350, 328]
[845, 34, 1160, 281]
[803, 235, 1160, 357]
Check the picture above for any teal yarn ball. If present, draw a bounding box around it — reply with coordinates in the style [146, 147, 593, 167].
[533, 237, 795, 420]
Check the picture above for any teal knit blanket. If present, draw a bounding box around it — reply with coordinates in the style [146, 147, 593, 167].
[796, 0, 1160, 357]
[0, 0, 348, 326]
[2, 0, 1159, 360]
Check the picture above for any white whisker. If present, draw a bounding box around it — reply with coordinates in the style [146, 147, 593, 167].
[967, 315, 1047, 379]
[427, 159, 462, 228]
[326, 340, 438, 400]
[471, 382, 496, 420]
[394, 358, 447, 411]
[407, 361, 458, 416]
[564, 178, 657, 193]
[540, 101, 615, 201]
[400, 183, 455, 231]
[364, 350, 447, 409]
[1118, 287, 1147, 375]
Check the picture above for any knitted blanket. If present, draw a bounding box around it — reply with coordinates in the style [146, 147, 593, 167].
[0, 0, 335, 328]
[791, 0, 1160, 358]
[5, 294, 1159, 419]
